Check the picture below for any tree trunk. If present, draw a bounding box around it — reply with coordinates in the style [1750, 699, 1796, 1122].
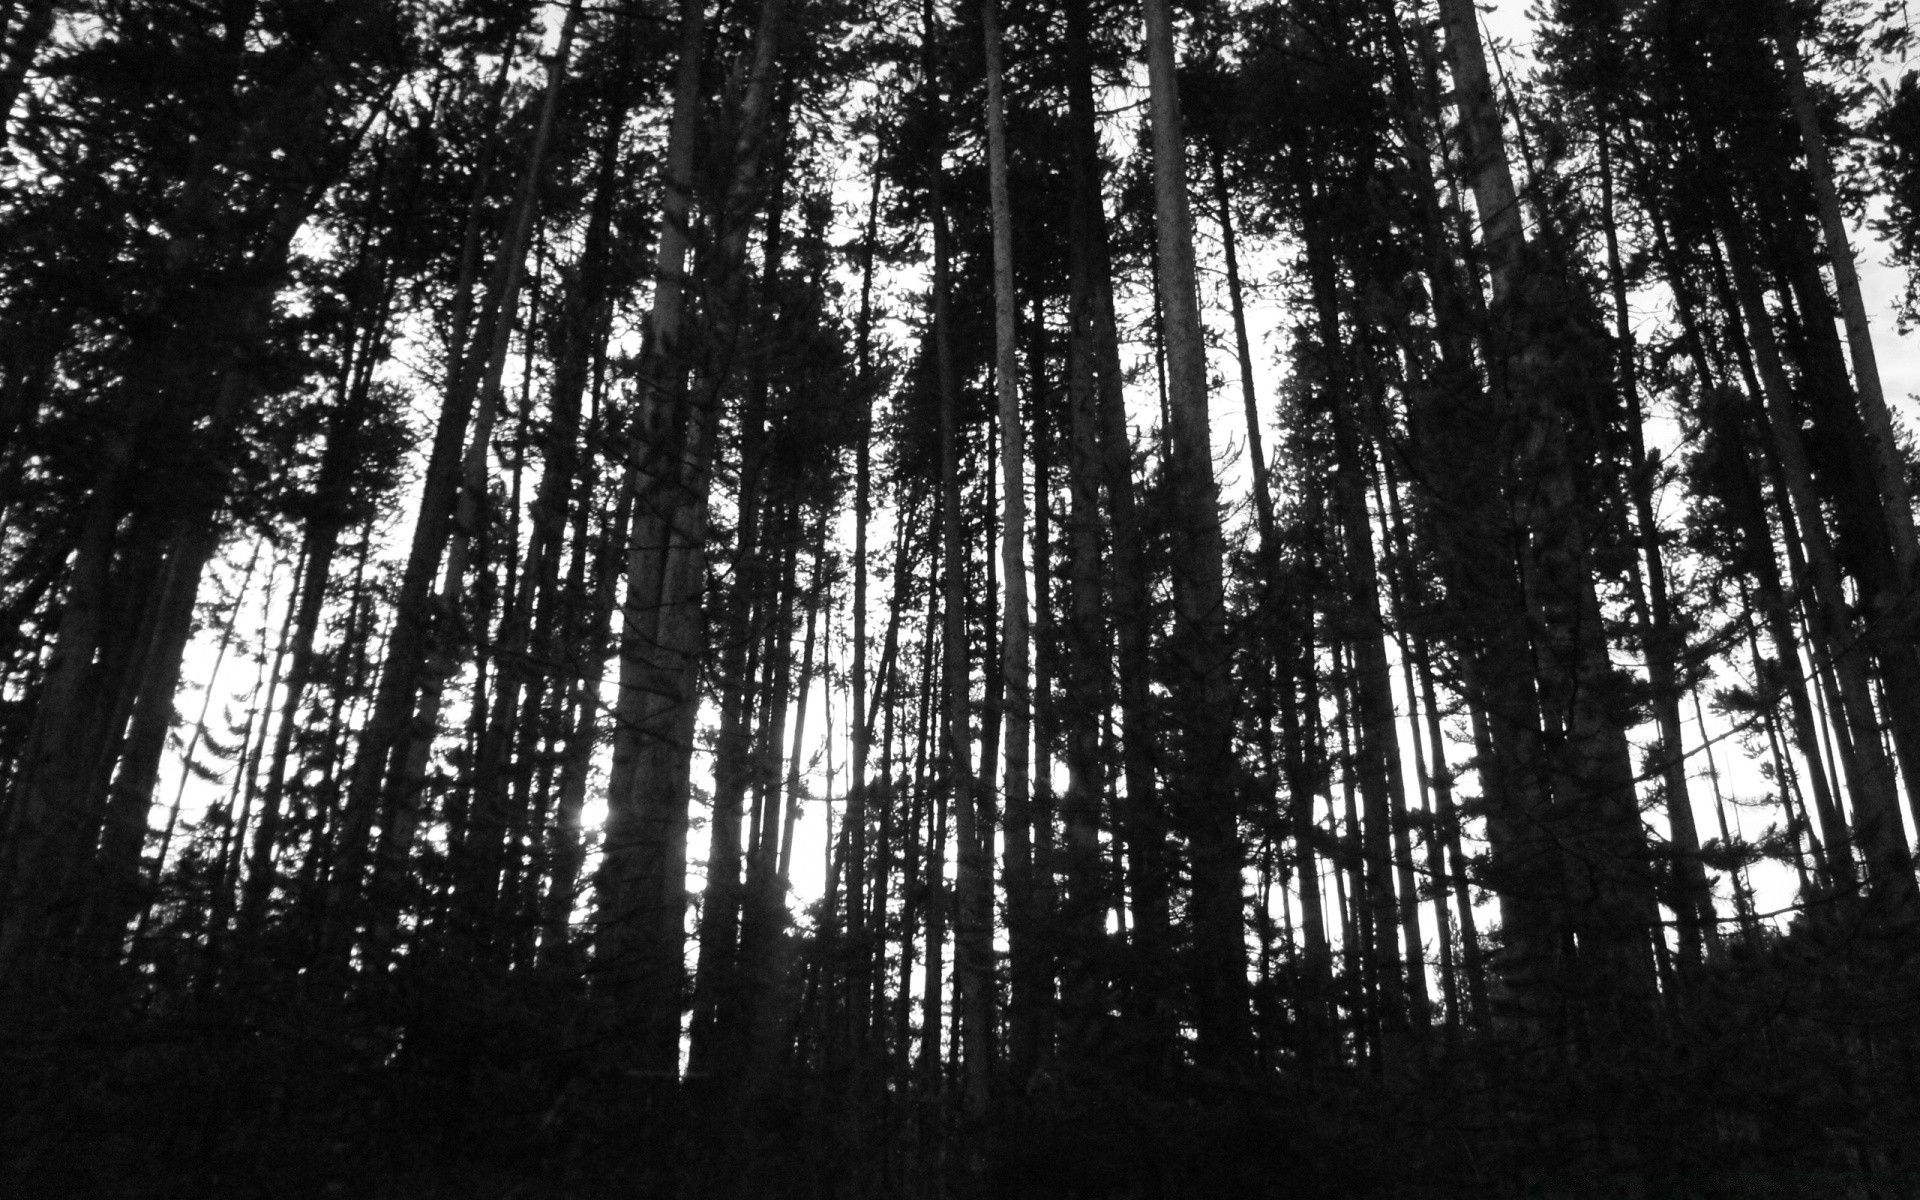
[931, 112, 991, 1111]
[1597, 123, 1714, 964]
[1060, 120, 1111, 1048]
[1064, 0, 1167, 1025]
[1026, 297, 1060, 1066]
[848, 160, 881, 1059]
[1212, 152, 1275, 547]
[1306, 211, 1425, 1056]
[594, 0, 710, 1074]
[1139, 0, 1249, 1067]
[983, 0, 1036, 1096]
[688, 128, 794, 1080]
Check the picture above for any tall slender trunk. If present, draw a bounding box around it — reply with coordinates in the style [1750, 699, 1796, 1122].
[1060, 123, 1111, 1043]
[983, 0, 1035, 1097]
[1285, 611, 1334, 1055]
[848, 162, 881, 1056]
[1211, 152, 1274, 548]
[594, 0, 710, 1073]
[685, 124, 794, 1078]
[626, 0, 787, 1080]
[865, 483, 918, 1045]
[1026, 298, 1059, 1063]
[1215, 154, 1312, 1060]
[1063, 0, 1167, 1017]
[1597, 124, 1713, 963]
[1385, 0, 1524, 1024]
[896, 566, 939, 1080]
[930, 115, 990, 1109]
[1140, 0, 1248, 1067]
[1306, 210, 1423, 1054]
[918, 693, 949, 1092]
[778, 516, 829, 890]
[1330, 642, 1375, 1062]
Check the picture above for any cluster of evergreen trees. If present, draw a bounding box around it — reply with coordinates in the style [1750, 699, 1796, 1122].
[5, 0, 1920, 1194]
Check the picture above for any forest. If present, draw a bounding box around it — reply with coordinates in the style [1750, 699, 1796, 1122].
[6, 0, 1920, 1193]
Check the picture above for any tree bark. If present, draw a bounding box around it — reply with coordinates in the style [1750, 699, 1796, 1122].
[1596, 124, 1714, 963]
[1139, 0, 1249, 1067]
[848, 159, 881, 1059]
[1063, 0, 1168, 1023]
[594, 0, 711, 1074]
[983, 0, 1037, 1096]
[1303, 214, 1418, 1055]
[931, 117, 992, 1112]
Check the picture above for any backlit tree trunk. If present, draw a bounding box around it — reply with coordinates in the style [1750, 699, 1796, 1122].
[1140, 0, 1249, 1066]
